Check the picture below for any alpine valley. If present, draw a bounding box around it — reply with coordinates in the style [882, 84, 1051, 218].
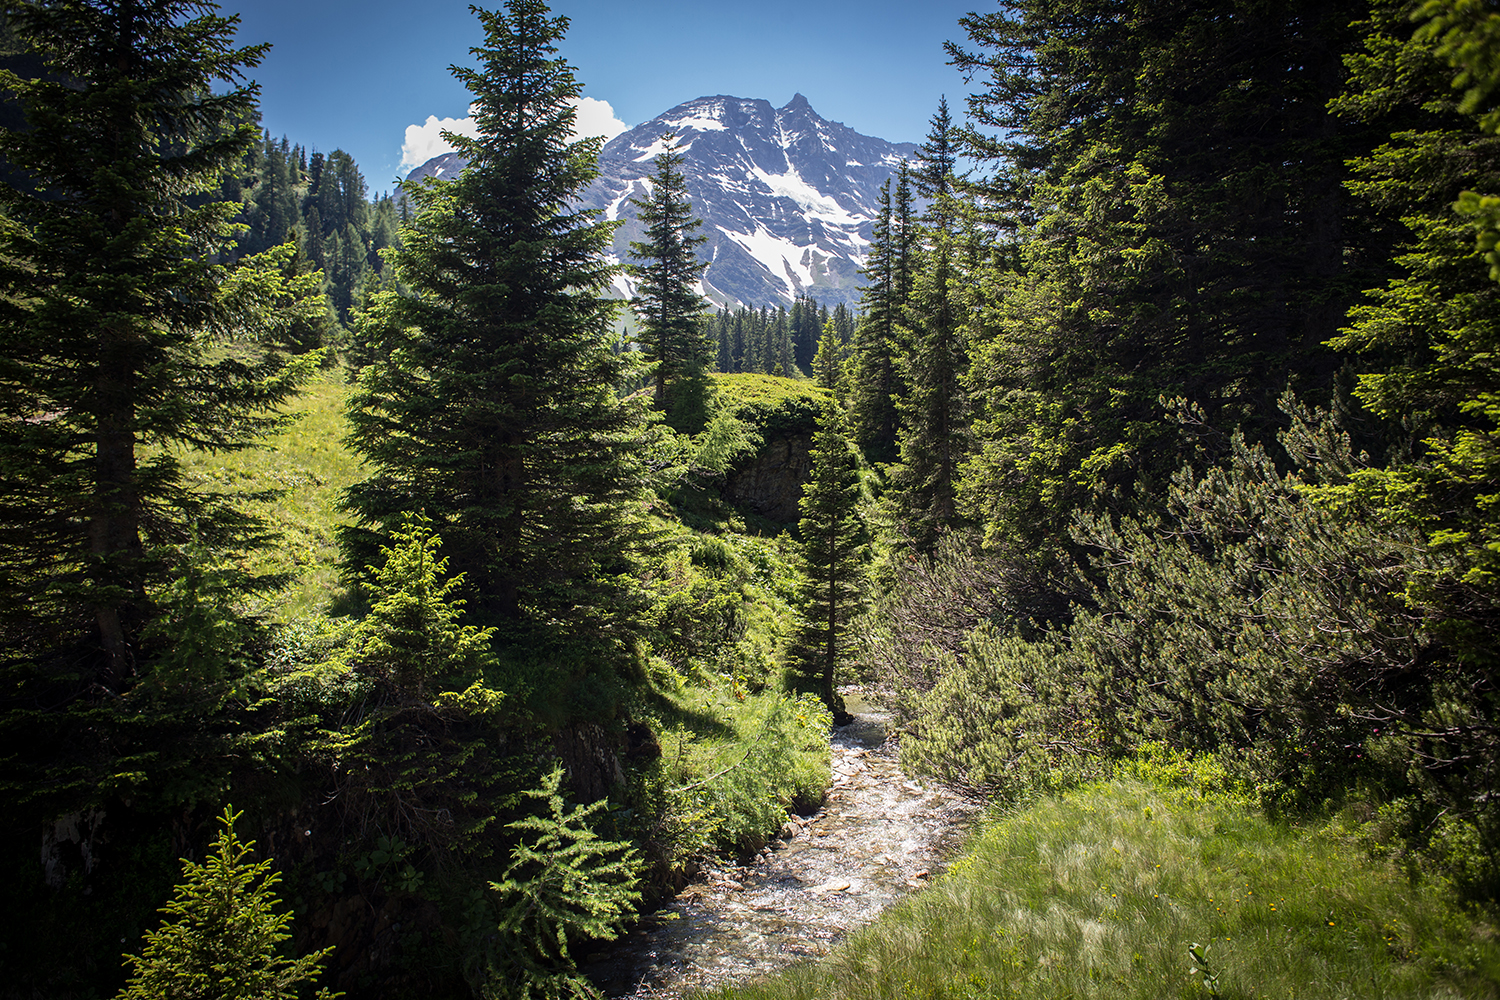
[407, 93, 918, 308]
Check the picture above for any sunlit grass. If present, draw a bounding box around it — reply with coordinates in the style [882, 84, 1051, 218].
[173, 373, 361, 620]
[710, 779, 1500, 1000]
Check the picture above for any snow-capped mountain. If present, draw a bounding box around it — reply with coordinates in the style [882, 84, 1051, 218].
[405, 94, 917, 309]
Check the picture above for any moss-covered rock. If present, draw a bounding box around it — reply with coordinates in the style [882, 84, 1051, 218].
[710, 374, 828, 525]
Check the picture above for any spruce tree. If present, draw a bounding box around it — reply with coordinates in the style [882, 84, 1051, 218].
[812, 318, 843, 397]
[343, 0, 648, 659]
[790, 390, 865, 724]
[486, 766, 641, 998]
[1325, 0, 1500, 802]
[951, 0, 1385, 578]
[351, 517, 496, 699]
[849, 179, 903, 462]
[890, 99, 969, 551]
[0, 0, 314, 680]
[116, 807, 338, 1000]
[626, 136, 712, 431]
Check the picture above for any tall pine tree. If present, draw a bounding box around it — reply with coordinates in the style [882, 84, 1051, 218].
[952, 0, 1388, 575]
[343, 0, 648, 663]
[626, 136, 712, 432]
[790, 388, 864, 724]
[0, 0, 313, 681]
[889, 99, 969, 551]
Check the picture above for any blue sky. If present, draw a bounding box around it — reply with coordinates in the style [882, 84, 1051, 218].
[230, 0, 983, 197]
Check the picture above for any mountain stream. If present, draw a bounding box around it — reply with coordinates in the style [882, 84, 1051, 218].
[582, 692, 979, 997]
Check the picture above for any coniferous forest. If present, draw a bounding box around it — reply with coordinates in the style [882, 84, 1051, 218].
[1, 0, 1500, 998]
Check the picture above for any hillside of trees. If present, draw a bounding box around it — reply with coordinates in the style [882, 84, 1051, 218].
[1, 0, 1498, 997]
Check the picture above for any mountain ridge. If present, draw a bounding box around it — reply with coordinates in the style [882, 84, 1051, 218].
[405, 94, 917, 308]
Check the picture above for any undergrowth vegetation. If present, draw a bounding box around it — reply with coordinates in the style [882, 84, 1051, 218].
[3, 360, 838, 998]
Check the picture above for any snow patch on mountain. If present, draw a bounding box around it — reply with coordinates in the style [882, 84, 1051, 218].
[749, 165, 861, 226]
[406, 93, 917, 308]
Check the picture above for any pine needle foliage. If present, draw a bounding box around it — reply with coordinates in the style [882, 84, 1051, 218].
[889, 100, 969, 552]
[847, 169, 914, 464]
[484, 765, 641, 1000]
[0, 0, 317, 679]
[352, 515, 497, 698]
[116, 806, 338, 1000]
[790, 391, 866, 723]
[627, 136, 713, 433]
[342, 0, 650, 655]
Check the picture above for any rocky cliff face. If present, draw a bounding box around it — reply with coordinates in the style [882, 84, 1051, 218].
[722, 432, 814, 524]
[405, 94, 917, 309]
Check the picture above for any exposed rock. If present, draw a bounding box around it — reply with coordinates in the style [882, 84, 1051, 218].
[721, 432, 813, 524]
[40, 808, 105, 889]
[554, 721, 626, 803]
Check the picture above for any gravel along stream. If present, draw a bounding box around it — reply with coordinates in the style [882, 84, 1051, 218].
[582, 692, 979, 998]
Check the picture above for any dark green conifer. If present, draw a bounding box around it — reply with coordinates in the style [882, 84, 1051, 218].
[626, 136, 713, 432]
[343, 0, 648, 658]
[0, 0, 313, 679]
[790, 390, 865, 724]
[850, 178, 903, 462]
[812, 318, 844, 397]
[889, 99, 968, 551]
[116, 807, 338, 1000]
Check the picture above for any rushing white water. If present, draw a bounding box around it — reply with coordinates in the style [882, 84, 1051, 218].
[582, 692, 978, 998]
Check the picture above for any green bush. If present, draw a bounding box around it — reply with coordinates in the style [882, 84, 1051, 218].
[709, 372, 827, 441]
[888, 399, 1500, 899]
[899, 626, 1106, 803]
[630, 690, 831, 861]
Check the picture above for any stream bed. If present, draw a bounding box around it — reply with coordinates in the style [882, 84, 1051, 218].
[582, 692, 979, 998]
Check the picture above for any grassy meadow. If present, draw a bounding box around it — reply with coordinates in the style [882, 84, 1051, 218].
[173, 372, 362, 620]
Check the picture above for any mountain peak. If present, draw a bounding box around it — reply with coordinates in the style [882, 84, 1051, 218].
[407, 93, 918, 308]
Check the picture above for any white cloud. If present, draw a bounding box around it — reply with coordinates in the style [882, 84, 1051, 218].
[398, 97, 629, 173]
[571, 96, 629, 142]
[399, 105, 480, 172]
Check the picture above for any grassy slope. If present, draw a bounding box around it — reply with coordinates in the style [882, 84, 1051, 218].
[174, 372, 361, 620]
[714, 779, 1500, 1000]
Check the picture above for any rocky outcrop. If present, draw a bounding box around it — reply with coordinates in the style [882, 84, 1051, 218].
[722, 432, 814, 524]
[554, 722, 627, 804]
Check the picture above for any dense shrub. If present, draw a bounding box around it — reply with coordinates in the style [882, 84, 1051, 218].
[892, 400, 1499, 896]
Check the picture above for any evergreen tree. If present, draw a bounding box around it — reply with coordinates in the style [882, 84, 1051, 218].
[486, 766, 641, 998]
[790, 390, 865, 724]
[812, 318, 843, 397]
[890, 99, 969, 551]
[343, 0, 648, 660]
[1323, 0, 1500, 820]
[850, 178, 903, 462]
[831, 302, 854, 346]
[116, 807, 338, 1000]
[0, 0, 314, 680]
[790, 294, 822, 372]
[951, 0, 1389, 574]
[351, 516, 496, 699]
[715, 310, 734, 373]
[626, 136, 713, 431]
[772, 305, 795, 375]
